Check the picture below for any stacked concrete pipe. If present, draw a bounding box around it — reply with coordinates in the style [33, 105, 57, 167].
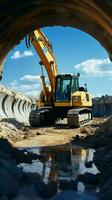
[0, 85, 37, 123]
[92, 96, 112, 117]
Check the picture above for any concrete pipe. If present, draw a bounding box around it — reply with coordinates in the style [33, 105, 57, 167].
[13, 98, 24, 122]
[0, 85, 36, 124]
[24, 102, 31, 118]
[19, 100, 29, 121]
[22, 101, 29, 119]
[12, 96, 34, 123]
[3, 95, 15, 118]
[0, 93, 8, 118]
[93, 96, 112, 117]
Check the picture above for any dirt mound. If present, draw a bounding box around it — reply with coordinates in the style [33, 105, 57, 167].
[0, 118, 31, 142]
[95, 117, 112, 136]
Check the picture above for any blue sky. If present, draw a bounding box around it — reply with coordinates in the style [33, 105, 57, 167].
[1, 26, 112, 98]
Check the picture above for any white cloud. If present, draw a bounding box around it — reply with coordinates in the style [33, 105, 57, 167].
[20, 75, 40, 82]
[11, 50, 34, 59]
[10, 80, 18, 87]
[12, 83, 39, 91]
[74, 58, 112, 77]
[9, 74, 42, 98]
[25, 90, 40, 98]
[9, 82, 41, 98]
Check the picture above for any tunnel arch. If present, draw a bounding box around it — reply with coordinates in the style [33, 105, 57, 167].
[0, 0, 112, 76]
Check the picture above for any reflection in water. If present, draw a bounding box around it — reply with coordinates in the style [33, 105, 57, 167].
[20, 146, 98, 192]
[40, 146, 97, 182]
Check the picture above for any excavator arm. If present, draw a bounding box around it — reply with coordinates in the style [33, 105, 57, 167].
[28, 29, 58, 105]
[28, 29, 92, 128]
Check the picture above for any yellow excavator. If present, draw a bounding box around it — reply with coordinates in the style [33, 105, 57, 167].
[26, 29, 92, 127]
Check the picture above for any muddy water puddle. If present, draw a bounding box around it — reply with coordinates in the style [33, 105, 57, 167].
[19, 145, 98, 192]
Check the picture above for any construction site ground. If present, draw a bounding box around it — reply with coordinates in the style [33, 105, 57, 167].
[0, 117, 107, 148]
[1, 116, 112, 199]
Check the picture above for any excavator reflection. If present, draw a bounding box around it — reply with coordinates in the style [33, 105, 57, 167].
[39, 146, 90, 183]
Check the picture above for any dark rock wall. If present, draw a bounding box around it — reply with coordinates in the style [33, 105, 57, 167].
[93, 96, 112, 117]
[0, 0, 112, 78]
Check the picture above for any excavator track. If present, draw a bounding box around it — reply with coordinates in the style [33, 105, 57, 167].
[29, 107, 55, 127]
[67, 108, 92, 128]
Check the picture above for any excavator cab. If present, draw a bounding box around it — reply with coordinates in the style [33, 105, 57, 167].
[28, 29, 92, 127]
[55, 74, 79, 103]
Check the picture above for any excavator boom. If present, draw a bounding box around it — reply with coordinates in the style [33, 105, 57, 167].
[28, 29, 92, 127]
[29, 29, 58, 98]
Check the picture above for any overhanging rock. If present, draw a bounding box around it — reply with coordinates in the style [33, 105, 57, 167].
[0, 1, 112, 77]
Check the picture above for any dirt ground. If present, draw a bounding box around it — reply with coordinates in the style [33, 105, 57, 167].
[1, 116, 112, 199]
[0, 117, 107, 148]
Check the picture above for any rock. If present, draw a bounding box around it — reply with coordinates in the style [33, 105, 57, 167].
[84, 183, 97, 193]
[78, 173, 99, 185]
[0, 159, 24, 182]
[49, 191, 99, 200]
[0, 168, 19, 196]
[36, 132, 41, 135]
[43, 180, 57, 198]
[0, 138, 12, 154]
[13, 194, 43, 200]
[25, 173, 58, 198]
[93, 144, 112, 176]
[0, 196, 8, 200]
[22, 127, 29, 132]
[59, 179, 78, 191]
[80, 127, 89, 134]
[97, 176, 112, 200]
[19, 184, 38, 197]
[98, 191, 112, 200]
[85, 161, 93, 168]
[0, 149, 11, 160]
[24, 172, 45, 194]
[12, 148, 39, 164]
[74, 135, 80, 141]
[95, 117, 112, 135]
